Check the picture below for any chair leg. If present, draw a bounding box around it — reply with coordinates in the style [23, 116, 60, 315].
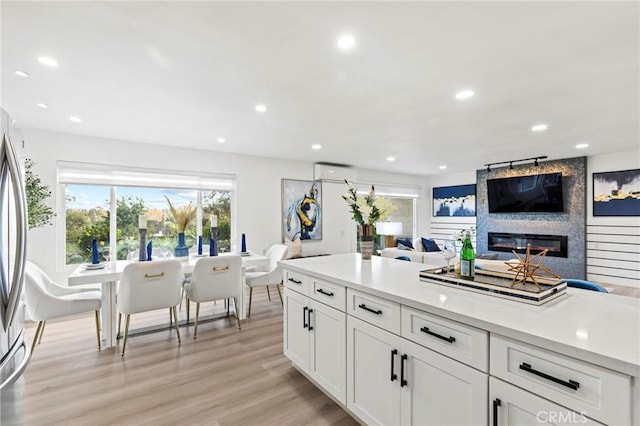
[226, 298, 230, 316]
[37, 321, 46, 345]
[186, 299, 190, 323]
[117, 313, 122, 339]
[179, 286, 185, 310]
[122, 314, 131, 356]
[169, 308, 173, 326]
[172, 307, 181, 343]
[233, 297, 241, 330]
[248, 287, 253, 318]
[194, 302, 200, 339]
[276, 282, 283, 306]
[31, 321, 44, 355]
[94, 310, 101, 350]
[266, 285, 271, 301]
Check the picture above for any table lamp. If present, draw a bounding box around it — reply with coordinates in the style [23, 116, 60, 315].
[376, 222, 403, 249]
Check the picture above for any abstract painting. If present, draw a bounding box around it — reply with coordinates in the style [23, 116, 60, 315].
[282, 179, 322, 240]
[593, 169, 640, 216]
[433, 184, 476, 217]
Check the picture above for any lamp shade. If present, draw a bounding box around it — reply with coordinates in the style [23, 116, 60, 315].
[376, 221, 403, 236]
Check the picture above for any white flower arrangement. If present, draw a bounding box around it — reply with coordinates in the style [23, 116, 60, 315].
[342, 180, 394, 227]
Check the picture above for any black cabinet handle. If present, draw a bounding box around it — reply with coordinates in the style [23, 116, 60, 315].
[358, 303, 382, 315]
[302, 306, 308, 328]
[420, 326, 456, 344]
[400, 354, 408, 387]
[307, 309, 313, 331]
[288, 278, 302, 285]
[316, 288, 334, 297]
[390, 349, 398, 382]
[493, 398, 501, 426]
[519, 362, 580, 390]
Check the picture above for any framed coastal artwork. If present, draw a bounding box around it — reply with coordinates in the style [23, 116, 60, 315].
[593, 169, 640, 216]
[433, 184, 476, 217]
[281, 179, 322, 241]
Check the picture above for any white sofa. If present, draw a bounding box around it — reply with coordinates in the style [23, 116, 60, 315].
[381, 238, 451, 268]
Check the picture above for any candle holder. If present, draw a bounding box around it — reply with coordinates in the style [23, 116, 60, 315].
[139, 229, 147, 261]
[210, 227, 218, 256]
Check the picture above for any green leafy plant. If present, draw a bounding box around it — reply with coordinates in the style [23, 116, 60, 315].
[24, 158, 55, 229]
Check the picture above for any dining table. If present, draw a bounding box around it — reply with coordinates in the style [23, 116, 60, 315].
[68, 252, 269, 348]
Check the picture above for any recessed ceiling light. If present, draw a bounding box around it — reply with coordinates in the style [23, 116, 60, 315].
[217, 137, 226, 143]
[37, 103, 49, 109]
[576, 143, 589, 149]
[439, 165, 447, 170]
[531, 123, 548, 132]
[337, 34, 356, 50]
[386, 156, 396, 162]
[38, 56, 58, 67]
[69, 116, 82, 123]
[455, 90, 474, 100]
[311, 144, 322, 150]
[255, 104, 267, 113]
[13, 70, 29, 78]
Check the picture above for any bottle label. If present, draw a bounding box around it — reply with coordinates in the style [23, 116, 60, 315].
[460, 260, 475, 280]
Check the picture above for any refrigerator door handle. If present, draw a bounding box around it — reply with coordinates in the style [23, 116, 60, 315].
[0, 133, 27, 330]
[0, 331, 30, 391]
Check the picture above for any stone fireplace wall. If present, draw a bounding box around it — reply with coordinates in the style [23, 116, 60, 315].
[476, 157, 587, 279]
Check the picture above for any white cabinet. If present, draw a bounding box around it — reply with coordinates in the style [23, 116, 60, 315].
[347, 315, 402, 425]
[490, 377, 603, 425]
[491, 335, 631, 425]
[347, 316, 487, 426]
[283, 285, 346, 403]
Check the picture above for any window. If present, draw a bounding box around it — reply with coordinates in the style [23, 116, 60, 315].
[354, 181, 420, 243]
[59, 162, 235, 266]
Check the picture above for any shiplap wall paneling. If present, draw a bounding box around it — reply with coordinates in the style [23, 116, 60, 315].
[586, 224, 640, 288]
[430, 217, 476, 250]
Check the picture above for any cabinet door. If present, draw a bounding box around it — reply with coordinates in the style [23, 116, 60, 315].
[347, 316, 402, 426]
[490, 377, 603, 426]
[283, 288, 310, 371]
[309, 300, 346, 403]
[401, 339, 487, 426]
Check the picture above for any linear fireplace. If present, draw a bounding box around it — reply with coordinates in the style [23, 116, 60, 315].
[487, 232, 568, 258]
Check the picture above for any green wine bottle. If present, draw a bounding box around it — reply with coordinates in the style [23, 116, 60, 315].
[459, 230, 475, 280]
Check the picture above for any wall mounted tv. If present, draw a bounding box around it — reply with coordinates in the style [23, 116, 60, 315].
[487, 172, 564, 213]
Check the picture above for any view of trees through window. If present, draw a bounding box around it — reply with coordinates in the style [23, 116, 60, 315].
[65, 184, 232, 265]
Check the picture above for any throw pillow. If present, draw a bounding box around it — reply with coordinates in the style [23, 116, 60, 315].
[421, 237, 441, 252]
[284, 237, 303, 259]
[397, 242, 413, 251]
[396, 238, 414, 249]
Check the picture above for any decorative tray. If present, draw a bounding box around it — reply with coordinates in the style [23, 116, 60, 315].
[419, 267, 566, 305]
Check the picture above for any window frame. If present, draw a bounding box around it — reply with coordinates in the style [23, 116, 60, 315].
[57, 162, 236, 270]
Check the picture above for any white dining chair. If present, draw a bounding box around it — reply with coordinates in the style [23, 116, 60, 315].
[184, 255, 242, 338]
[116, 259, 183, 355]
[24, 261, 102, 354]
[245, 244, 288, 317]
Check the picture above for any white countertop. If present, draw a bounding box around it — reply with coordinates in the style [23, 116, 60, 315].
[280, 253, 640, 377]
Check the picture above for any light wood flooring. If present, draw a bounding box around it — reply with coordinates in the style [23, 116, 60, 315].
[16, 288, 358, 426]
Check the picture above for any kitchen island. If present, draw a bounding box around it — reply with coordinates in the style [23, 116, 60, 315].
[280, 253, 639, 425]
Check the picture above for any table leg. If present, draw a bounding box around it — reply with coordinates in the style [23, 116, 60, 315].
[100, 281, 117, 348]
[239, 268, 246, 320]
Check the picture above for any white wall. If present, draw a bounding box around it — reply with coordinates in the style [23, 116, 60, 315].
[587, 149, 640, 288]
[22, 129, 428, 284]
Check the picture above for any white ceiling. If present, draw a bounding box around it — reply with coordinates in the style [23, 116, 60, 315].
[1, 1, 638, 176]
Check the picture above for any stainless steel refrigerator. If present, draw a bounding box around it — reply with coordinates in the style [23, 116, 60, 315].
[0, 107, 29, 424]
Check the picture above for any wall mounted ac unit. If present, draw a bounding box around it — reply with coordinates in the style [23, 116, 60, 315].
[314, 163, 357, 182]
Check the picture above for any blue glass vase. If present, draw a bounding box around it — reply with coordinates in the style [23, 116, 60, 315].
[174, 232, 189, 257]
